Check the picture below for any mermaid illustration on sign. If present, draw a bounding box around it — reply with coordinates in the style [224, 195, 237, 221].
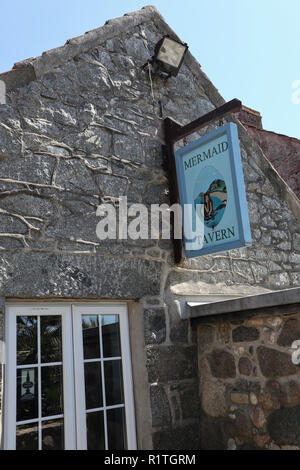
[194, 166, 227, 230]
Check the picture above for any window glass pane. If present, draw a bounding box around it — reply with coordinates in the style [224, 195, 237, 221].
[104, 360, 124, 406]
[84, 361, 103, 410]
[102, 315, 121, 358]
[82, 315, 100, 359]
[17, 316, 37, 365]
[41, 365, 63, 417]
[42, 418, 64, 450]
[16, 422, 38, 450]
[86, 411, 105, 450]
[107, 407, 127, 450]
[41, 316, 62, 363]
[17, 368, 38, 422]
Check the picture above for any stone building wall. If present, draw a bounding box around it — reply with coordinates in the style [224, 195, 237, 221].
[245, 127, 300, 200]
[196, 304, 300, 450]
[238, 107, 300, 199]
[0, 6, 299, 449]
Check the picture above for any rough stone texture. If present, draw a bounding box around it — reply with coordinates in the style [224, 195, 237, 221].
[258, 390, 280, 412]
[227, 409, 253, 440]
[207, 349, 236, 379]
[0, 252, 162, 298]
[227, 437, 237, 450]
[250, 405, 266, 429]
[257, 346, 300, 378]
[197, 325, 214, 353]
[281, 380, 300, 406]
[238, 107, 262, 130]
[150, 385, 171, 428]
[231, 392, 249, 405]
[200, 414, 227, 450]
[0, 5, 299, 450]
[249, 391, 258, 405]
[0, 81, 5, 105]
[253, 434, 270, 448]
[238, 357, 252, 376]
[146, 345, 198, 384]
[0, 299, 4, 342]
[202, 380, 227, 417]
[169, 319, 189, 344]
[144, 308, 166, 345]
[152, 423, 200, 450]
[242, 120, 300, 199]
[217, 323, 231, 344]
[267, 406, 300, 445]
[179, 384, 201, 420]
[233, 326, 260, 342]
[197, 311, 300, 449]
[277, 318, 300, 346]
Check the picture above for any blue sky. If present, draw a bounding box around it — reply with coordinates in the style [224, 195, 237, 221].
[1, 0, 299, 138]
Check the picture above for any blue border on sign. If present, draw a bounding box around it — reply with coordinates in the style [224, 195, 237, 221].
[175, 122, 252, 258]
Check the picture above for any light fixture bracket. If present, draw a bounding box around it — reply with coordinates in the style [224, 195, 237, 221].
[144, 35, 188, 79]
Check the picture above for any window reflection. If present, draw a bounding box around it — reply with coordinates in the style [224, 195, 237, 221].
[86, 411, 105, 450]
[17, 316, 37, 365]
[82, 315, 100, 359]
[107, 407, 126, 450]
[104, 360, 124, 406]
[16, 423, 38, 450]
[17, 368, 38, 422]
[16, 314, 64, 451]
[41, 316, 62, 363]
[84, 361, 103, 410]
[41, 365, 63, 417]
[102, 315, 121, 358]
[42, 419, 64, 450]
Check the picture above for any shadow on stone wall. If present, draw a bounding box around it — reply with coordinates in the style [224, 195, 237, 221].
[197, 312, 300, 450]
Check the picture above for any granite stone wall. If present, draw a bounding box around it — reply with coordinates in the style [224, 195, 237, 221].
[0, 6, 299, 449]
[197, 306, 300, 450]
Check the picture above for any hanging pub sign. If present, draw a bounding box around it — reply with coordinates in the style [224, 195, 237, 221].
[175, 122, 252, 258]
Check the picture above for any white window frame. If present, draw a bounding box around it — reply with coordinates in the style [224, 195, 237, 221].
[73, 303, 136, 450]
[4, 302, 137, 451]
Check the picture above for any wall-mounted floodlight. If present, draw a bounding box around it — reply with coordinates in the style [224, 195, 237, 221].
[149, 35, 188, 79]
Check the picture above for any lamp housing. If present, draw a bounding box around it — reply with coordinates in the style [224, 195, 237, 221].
[152, 35, 188, 78]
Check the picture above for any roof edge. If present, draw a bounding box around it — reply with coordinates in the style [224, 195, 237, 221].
[0, 5, 161, 88]
[0, 4, 225, 110]
[188, 287, 300, 319]
[0, 4, 223, 111]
